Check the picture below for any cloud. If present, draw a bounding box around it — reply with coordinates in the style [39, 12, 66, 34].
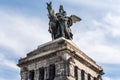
[64, 0, 120, 12]
[0, 10, 51, 57]
[103, 13, 120, 36]
[73, 12, 120, 64]
[103, 77, 112, 80]
[103, 77, 120, 80]
[0, 75, 20, 80]
[0, 53, 19, 70]
[0, 78, 5, 80]
[102, 63, 120, 78]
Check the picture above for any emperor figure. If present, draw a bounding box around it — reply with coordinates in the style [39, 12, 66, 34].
[47, 2, 81, 40]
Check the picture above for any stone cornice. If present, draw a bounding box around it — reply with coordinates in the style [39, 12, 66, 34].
[17, 37, 104, 75]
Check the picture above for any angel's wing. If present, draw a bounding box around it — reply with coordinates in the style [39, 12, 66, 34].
[70, 15, 81, 23]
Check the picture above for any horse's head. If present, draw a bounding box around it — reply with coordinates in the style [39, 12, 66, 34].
[46, 2, 52, 12]
[46, 2, 55, 17]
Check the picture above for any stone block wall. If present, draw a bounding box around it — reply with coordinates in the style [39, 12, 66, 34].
[18, 38, 104, 80]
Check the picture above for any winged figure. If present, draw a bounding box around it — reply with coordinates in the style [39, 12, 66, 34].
[70, 15, 81, 23]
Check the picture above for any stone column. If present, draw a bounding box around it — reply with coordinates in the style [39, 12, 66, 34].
[54, 62, 67, 80]
[78, 69, 82, 80]
[21, 71, 28, 80]
[35, 69, 39, 80]
[44, 67, 49, 80]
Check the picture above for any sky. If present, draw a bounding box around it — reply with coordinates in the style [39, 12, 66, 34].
[0, 0, 120, 80]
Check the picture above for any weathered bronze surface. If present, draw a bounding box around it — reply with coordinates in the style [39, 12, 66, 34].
[47, 2, 81, 40]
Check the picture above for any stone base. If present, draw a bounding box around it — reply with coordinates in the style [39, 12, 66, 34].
[18, 37, 104, 80]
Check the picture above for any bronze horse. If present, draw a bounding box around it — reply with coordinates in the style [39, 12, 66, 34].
[47, 2, 59, 40]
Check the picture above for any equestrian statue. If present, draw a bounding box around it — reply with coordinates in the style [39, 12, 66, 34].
[47, 2, 81, 40]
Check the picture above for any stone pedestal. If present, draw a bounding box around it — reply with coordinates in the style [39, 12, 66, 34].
[17, 37, 104, 80]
